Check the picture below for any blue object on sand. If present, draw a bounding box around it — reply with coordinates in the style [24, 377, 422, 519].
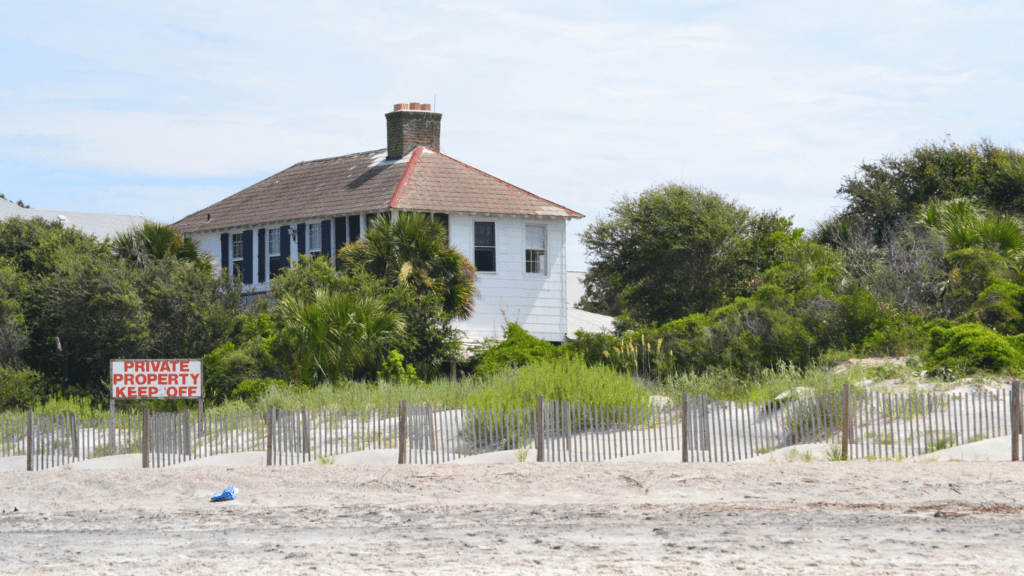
[210, 485, 238, 502]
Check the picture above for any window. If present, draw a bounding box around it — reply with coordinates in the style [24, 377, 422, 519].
[474, 222, 496, 272]
[268, 229, 280, 256]
[231, 233, 243, 277]
[525, 225, 547, 275]
[308, 222, 321, 253]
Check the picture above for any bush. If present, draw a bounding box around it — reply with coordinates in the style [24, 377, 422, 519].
[928, 323, 1024, 372]
[379, 350, 422, 384]
[471, 323, 560, 375]
[0, 367, 46, 412]
[231, 378, 287, 402]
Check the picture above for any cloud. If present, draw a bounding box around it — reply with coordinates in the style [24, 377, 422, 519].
[2, 0, 1023, 269]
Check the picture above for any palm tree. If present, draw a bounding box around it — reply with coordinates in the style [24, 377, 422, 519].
[337, 212, 476, 319]
[277, 289, 403, 383]
[112, 222, 211, 272]
[917, 199, 1024, 253]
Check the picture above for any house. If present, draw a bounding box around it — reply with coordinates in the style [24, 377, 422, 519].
[0, 196, 149, 240]
[172, 103, 583, 343]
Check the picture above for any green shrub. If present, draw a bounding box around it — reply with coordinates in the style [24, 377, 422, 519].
[231, 378, 287, 401]
[471, 323, 559, 375]
[379, 350, 422, 384]
[33, 394, 105, 419]
[0, 367, 46, 412]
[928, 323, 1024, 372]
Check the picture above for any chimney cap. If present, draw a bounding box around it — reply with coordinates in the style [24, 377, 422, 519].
[392, 102, 434, 112]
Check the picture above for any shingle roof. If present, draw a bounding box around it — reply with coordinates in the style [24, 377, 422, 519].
[173, 147, 582, 234]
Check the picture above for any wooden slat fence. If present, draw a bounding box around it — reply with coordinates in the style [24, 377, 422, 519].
[3, 386, 1023, 470]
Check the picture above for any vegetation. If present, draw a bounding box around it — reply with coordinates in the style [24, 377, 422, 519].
[5, 137, 1024, 416]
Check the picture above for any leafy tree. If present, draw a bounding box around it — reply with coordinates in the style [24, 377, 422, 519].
[0, 262, 29, 367]
[32, 249, 151, 397]
[138, 258, 244, 358]
[818, 139, 1024, 246]
[579, 182, 796, 325]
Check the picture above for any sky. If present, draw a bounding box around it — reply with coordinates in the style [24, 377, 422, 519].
[2, 1, 1023, 270]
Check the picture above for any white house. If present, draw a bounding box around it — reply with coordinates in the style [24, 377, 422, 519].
[172, 103, 583, 343]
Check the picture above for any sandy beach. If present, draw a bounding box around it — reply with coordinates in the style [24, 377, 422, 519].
[4, 460, 1024, 575]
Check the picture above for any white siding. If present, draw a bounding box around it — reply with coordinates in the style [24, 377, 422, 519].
[449, 215, 568, 343]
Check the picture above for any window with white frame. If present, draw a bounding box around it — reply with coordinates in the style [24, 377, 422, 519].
[268, 228, 281, 257]
[308, 222, 321, 253]
[525, 225, 547, 275]
[231, 233, 244, 277]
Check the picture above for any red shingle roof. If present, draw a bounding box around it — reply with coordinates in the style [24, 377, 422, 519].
[174, 147, 581, 234]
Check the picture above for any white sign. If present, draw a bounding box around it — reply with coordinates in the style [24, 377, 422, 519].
[111, 359, 203, 399]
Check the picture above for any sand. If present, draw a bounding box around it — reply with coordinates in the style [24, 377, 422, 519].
[4, 460, 1024, 575]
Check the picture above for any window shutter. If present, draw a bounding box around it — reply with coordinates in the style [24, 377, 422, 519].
[297, 223, 306, 255]
[348, 215, 360, 243]
[320, 219, 331, 260]
[279, 225, 291, 268]
[220, 233, 229, 272]
[242, 230, 253, 284]
[257, 228, 266, 283]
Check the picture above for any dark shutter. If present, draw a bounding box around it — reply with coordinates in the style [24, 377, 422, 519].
[241, 230, 253, 284]
[348, 215, 360, 243]
[220, 233, 229, 272]
[321, 220, 331, 260]
[279, 225, 291, 269]
[257, 228, 266, 283]
[297, 223, 306, 255]
[433, 213, 449, 246]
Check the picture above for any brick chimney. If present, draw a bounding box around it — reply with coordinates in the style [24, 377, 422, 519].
[386, 102, 441, 159]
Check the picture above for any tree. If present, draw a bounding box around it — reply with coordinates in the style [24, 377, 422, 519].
[818, 139, 1024, 247]
[277, 289, 403, 383]
[579, 182, 796, 326]
[337, 212, 476, 320]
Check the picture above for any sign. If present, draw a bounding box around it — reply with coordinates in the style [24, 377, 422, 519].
[111, 359, 203, 399]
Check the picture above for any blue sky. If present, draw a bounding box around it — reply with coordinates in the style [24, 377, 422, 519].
[2, 1, 1023, 270]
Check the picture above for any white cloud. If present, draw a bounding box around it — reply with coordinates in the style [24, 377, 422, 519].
[1, 0, 1023, 269]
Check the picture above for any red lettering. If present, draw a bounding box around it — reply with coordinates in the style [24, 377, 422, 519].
[127, 387, 137, 398]
[167, 386, 179, 397]
[188, 386, 197, 397]
[138, 387, 149, 398]
[150, 387, 158, 396]
[124, 361, 133, 371]
[159, 361, 169, 372]
[190, 374, 200, 385]
[115, 387, 126, 398]
[147, 374, 158, 385]
[158, 374, 168, 385]
[113, 374, 123, 385]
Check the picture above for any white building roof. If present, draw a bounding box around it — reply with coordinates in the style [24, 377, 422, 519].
[0, 198, 150, 240]
[565, 270, 615, 339]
